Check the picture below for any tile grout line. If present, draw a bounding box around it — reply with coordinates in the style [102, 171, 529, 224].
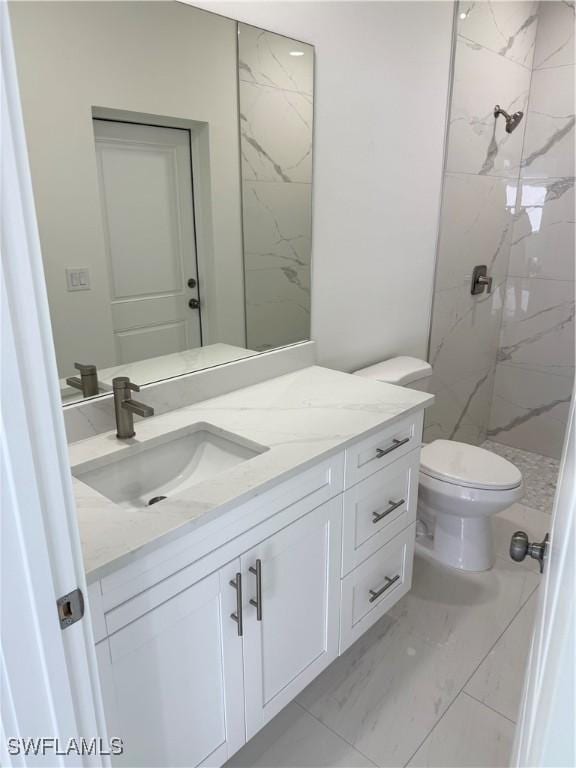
[293, 701, 380, 768]
[401, 581, 540, 767]
[462, 690, 518, 725]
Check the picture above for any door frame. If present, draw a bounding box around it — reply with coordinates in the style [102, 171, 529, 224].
[1, 5, 106, 764]
[92, 116, 204, 358]
[91, 106, 222, 348]
[513, 390, 575, 767]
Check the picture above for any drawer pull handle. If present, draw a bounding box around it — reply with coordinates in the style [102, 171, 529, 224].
[372, 498, 405, 523]
[376, 437, 410, 459]
[229, 573, 243, 636]
[249, 559, 263, 621]
[368, 574, 401, 603]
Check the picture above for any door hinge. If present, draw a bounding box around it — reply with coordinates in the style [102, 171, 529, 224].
[57, 588, 85, 629]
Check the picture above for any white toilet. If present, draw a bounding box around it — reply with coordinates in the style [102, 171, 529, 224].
[355, 357, 523, 572]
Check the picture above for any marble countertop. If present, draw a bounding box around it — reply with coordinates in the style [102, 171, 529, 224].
[71, 366, 433, 582]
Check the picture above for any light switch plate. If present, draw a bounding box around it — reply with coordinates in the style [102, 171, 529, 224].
[66, 268, 91, 291]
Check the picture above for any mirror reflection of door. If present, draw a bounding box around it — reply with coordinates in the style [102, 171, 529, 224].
[93, 119, 201, 365]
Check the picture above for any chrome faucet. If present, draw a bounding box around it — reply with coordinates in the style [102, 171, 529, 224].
[112, 377, 154, 439]
[66, 362, 99, 398]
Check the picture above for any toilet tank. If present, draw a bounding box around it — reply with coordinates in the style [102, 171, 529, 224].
[354, 356, 433, 392]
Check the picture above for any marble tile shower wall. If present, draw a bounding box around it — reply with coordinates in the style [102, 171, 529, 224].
[425, 1, 539, 445]
[238, 25, 313, 352]
[488, 1, 575, 459]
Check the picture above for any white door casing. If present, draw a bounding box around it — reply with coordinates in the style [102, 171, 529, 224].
[93, 119, 201, 364]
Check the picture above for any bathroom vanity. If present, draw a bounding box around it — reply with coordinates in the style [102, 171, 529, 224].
[9, 4, 432, 763]
[73, 366, 432, 767]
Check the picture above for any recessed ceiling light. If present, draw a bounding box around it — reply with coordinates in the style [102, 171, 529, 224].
[289, 51, 304, 57]
[459, 11, 468, 19]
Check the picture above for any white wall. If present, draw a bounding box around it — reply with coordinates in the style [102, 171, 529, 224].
[9, 1, 246, 378]
[193, 1, 454, 371]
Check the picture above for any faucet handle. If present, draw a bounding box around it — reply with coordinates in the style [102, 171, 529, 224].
[74, 362, 97, 375]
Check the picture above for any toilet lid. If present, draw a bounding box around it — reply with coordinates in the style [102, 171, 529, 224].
[420, 440, 522, 490]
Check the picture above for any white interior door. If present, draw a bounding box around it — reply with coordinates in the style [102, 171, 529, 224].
[94, 119, 201, 364]
[2, 7, 106, 763]
[513, 393, 575, 767]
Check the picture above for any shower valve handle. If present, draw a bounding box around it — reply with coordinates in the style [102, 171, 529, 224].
[471, 265, 493, 295]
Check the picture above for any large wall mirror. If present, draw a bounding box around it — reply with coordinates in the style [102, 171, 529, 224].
[8, 2, 314, 405]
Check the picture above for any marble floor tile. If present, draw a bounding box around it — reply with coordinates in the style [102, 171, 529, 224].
[483, 441, 560, 513]
[297, 615, 475, 768]
[466, 591, 539, 722]
[224, 702, 375, 768]
[407, 692, 516, 768]
[388, 549, 539, 653]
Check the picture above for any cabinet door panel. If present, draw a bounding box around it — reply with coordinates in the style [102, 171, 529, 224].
[101, 562, 244, 767]
[242, 498, 342, 738]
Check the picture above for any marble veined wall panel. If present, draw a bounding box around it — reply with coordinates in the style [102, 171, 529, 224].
[425, 1, 538, 445]
[238, 23, 313, 351]
[489, 1, 575, 459]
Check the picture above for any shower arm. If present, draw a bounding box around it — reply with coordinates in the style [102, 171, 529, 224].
[494, 105, 512, 121]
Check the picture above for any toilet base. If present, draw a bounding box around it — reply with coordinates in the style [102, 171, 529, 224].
[415, 513, 494, 572]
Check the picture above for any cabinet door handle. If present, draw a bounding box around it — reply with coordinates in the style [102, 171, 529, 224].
[368, 574, 400, 603]
[249, 559, 263, 621]
[229, 573, 243, 636]
[372, 498, 405, 524]
[375, 436, 410, 459]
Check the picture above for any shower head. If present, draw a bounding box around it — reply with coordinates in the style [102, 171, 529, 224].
[494, 105, 524, 134]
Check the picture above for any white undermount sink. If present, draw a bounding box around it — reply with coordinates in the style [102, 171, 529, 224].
[72, 423, 268, 510]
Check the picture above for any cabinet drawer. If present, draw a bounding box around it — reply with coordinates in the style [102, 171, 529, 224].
[344, 411, 423, 488]
[342, 450, 419, 575]
[340, 524, 415, 653]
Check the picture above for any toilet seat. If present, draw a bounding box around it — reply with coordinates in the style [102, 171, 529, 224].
[420, 440, 522, 491]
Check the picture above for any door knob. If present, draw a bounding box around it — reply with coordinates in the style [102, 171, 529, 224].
[510, 531, 549, 573]
[188, 298, 200, 310]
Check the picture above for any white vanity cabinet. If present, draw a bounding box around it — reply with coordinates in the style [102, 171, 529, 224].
[88, 409, 426, 768]
[95, 559, 245, 767]
[94, 494, 343, 768]
[241, 497, 341, 738]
